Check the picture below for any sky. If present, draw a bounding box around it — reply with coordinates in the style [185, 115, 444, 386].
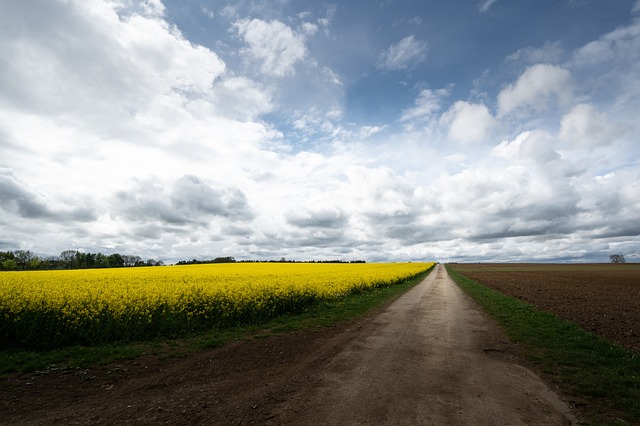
[1, 0, 639, 264]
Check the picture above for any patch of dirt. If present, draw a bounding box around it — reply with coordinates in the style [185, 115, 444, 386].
[449, 263, 640, 353]
[1, 265, 580, 425]
[2, 321, 360, 424]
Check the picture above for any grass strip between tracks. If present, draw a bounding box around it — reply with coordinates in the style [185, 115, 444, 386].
[446, 264, 640, 425]
[0, 265, 434, 376]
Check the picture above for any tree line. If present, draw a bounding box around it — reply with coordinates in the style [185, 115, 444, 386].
[0, 250, 164, 271]
[175, 256, 366, 265]
[0, 250, 367, 271]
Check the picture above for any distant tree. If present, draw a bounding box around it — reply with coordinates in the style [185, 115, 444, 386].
[108, 253, 125, 268]
[14, 250, 36, 270]
[1, 258, 18, 271]
[0, 251, 16, 270]
[80, 252, 96, 268]
[27, 256, 41, 270]
[121, 254, 133, 266]
[212, 256, 236, 263]
[0, 249, 166, 270]
[60, 250, 78, 269]
[610, 254, 626, 263]
[0, 251, 14, 261]
[121, 254, 143, 267]
[75, 251, 87, 268]
[94, 253, 110, 268]
[40, 256, 60, 270]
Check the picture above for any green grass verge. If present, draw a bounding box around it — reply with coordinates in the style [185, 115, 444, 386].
[0, 266, 434, 376]
[446, 264, 640, 425]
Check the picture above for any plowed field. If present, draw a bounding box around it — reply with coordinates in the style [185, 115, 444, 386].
[448, 263, 640, 353]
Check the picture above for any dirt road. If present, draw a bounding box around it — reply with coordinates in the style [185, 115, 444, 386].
[275, 264, 577, 425]
[2, 264, 578, 425]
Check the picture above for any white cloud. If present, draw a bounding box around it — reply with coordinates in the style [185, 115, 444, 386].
[505, 41, 564, 65]
[401, 87, 449, 122]
[290, 106, 345, 141]
[441, 101, 496, 144]
[233, 18, 308, 77]
[492, 130, 560, 165]
[434, 152, 581, 243]
[209, 77, 273, 120]
[201, 6, 214, 19]
[113, 175, 254, 228]
[323, 67, 343, 86]
[358, 125, 386, 139]
[559, 104, 625, 149]
[141, 0, 165, 17]
[571, 21, 640, 67]
[377, 36, 428, 71]
[478, 0, 499, 13]
[497, 64, 574, 116]
[301, 22, 318, 36]
[285, 207, 348, 229]
[0, 0, 281, 252]
[0, 0, 638, 263]
[569, 20, 640, 112]
[0, 0, 226, 138]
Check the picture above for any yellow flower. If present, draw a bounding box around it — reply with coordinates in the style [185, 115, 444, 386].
[0, 262, 434, 348]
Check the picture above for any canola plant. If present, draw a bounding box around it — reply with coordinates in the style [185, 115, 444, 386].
[0, 262, 434, 348]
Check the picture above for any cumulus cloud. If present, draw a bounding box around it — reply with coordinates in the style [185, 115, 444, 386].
[568, 19, 640, 113]
[497, 64, 574, 116]
[286, 207, 348, 229]
[0, 0, 238, 155]
[434, 156, 581, 242]
[233, 18, 308, 77]
[559, 104, 625, 149]
[571, 19, 640, 67]
[140, 0, 165, 17]
[377, 35, 428, 71]
[0, 169, 96, 222]
[0, 0, 638, 263]
[300, 22, 318, 36]
[492, 130, 561, 166]
[0, 0, 225, 112]
[209, 77, 273, 120]
[577, 169, 640, 239]
[441, 101, 496, 144]
[113, 175, 254, 228]
[0, 0, 277, 183]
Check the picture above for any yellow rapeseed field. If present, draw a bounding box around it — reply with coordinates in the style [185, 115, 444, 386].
[0, 262, 434, 348]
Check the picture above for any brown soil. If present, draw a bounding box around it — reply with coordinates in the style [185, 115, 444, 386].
[449, 263, 640, 353]
[1, 265, 579, 425]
